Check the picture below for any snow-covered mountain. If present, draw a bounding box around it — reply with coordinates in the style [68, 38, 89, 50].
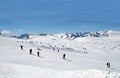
[0, 30, 120, 78]
[18, 33, 30, 39]
[55, 30, 120, 39]
[18, 30, 120, 39]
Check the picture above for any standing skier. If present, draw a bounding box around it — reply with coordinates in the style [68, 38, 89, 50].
[63, 54, 66, 59]
[37, 51, 40, 57]
[58, 49, 59, 52]
[20, 45, 23, 50]
[53, 48, 55, 51]
[29, 49, 32, 55]
[106, 62, 110, 68]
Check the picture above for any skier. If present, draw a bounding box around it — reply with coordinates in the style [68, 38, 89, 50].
[58, 49, 59, 52]
[109, 63, 110, 68]
[29, 49, 32, 55]
[37, 51, 40, 57]
[83, 47, 86, 50]
[106, 62, 110, 68]
[63, 54, 66, 59]
[20, 45, 23, 50]
[53, 48, 55, 51]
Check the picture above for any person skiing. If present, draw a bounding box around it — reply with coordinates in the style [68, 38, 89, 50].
[29, 49, 32, 55]
[58, 49, 59, 52]
[106, 62, 110, 68]
[63, 54, 66, 59]
[108, 62, 110, 68]
[20, 45, 23, 50]
[53, 48, 55, 51]
[37, 51, 40, 57]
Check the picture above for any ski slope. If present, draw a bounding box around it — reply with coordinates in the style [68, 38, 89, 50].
[0, 34, 120, 78]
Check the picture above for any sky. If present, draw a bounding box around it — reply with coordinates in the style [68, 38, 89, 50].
[0, 0, 120, 35]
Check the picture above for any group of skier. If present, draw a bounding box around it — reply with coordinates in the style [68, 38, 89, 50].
[21, 45, 111, 68]
[53, 48, 66, 59]
[20, 45, 66, 59]
[29, 48, 40, 57]
[53, 48, 60, 52]
[21, 45, 40, 57]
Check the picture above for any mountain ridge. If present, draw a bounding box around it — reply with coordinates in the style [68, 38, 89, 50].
[18, 30, 120, 39]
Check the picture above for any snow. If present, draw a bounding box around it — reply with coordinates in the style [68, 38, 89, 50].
[0, 62, 120, 78]
[0, 32, 120, 78]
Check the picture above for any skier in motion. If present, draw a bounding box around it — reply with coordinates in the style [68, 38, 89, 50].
[58, 49, 59, 52]
[37, 51, 40, 57]
[63, 54, 66, 60]
[106, 62, 110, 68]
[53, 48, 55, 51]
[20, 45, 23, 50]
[29, 49, 32, 55]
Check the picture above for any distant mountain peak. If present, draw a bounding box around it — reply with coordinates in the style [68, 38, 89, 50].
[18, 33, 30, 39]
[17, 30, 120, 39]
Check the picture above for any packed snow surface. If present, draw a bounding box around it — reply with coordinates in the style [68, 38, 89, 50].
[0, 32, 120, 78]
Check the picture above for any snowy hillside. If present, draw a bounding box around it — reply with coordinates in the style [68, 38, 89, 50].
[0, 31, 120, 78]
